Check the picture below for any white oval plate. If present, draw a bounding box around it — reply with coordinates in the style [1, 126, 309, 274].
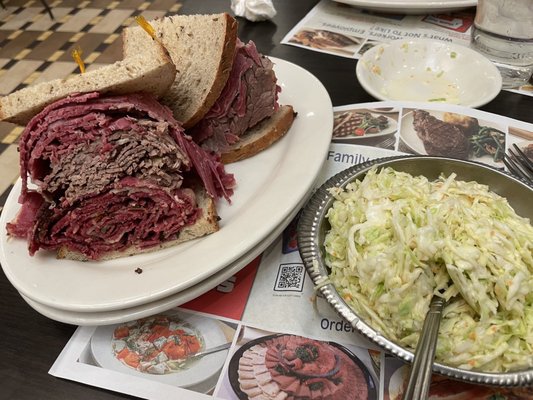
[0, 57, 333, 312]
[334, 0, 476, 14]
[356, 39, 502, 108]
[91, 310, 227, 388]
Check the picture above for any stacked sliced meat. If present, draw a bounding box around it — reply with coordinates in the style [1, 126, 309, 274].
[237, 335, 369, 400]
[7, 91, 234, 260]
[190, 40, 280, 153]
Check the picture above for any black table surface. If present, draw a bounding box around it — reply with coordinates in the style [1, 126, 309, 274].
[1, 1, 532, 399]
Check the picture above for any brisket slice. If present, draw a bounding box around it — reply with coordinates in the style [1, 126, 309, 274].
[18, 92, 234, 204]
[20, 178, 199, 260]
[189, 40, 280, 153]
[412, 110, 470, 159]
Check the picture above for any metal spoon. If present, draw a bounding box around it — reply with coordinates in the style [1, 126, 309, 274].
[190, 325, 245, 360]
[403, 295, 446, 400]
[190, 341, 231, 359]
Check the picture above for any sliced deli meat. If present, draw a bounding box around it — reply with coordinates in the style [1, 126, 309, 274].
[122, 14, 295, 164]
[8, 91, 234, 260]
[18, 91, 233, 204]
[188, 40, 281, 153]
[236, 335, 372, 400]
[25, 178, 200, 259]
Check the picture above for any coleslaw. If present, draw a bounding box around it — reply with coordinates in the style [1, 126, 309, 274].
[324, 166, 533, 372]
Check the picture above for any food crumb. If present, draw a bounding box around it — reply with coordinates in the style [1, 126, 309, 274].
[135, 267, 143, 274]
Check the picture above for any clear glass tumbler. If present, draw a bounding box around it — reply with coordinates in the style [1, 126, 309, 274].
[471, 0, 533, 89]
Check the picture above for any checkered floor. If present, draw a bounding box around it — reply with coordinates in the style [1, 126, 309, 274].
[0, 0, 182, 211]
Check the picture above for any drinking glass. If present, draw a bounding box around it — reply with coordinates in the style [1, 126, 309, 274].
[471, 0, 533, 88]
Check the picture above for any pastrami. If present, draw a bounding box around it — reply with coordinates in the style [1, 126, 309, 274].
[189, 40, 280, 153]
[9, 91, 235, 258]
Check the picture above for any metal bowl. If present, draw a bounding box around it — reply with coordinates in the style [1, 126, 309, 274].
[297, 155, 533, 386]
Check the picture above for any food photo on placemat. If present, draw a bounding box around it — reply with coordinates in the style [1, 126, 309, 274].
[217, 326, 378, 400]
[383, 356, 533, 400]
[89, 310, 235, 394]
[398, 108, 506, 167]
[332, 107, 399, 149]
[288, 27, 362, 56]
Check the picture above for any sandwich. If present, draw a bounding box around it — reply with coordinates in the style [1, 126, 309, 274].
[1, 45, 234, 261]
[122, 13, 295, 163]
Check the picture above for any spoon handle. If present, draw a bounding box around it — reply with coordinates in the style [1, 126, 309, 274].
[404, 296, 446, 400]
[191, 341, 231, 359]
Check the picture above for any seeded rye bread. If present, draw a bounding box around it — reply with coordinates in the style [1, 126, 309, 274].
[122, 13, 295, 163]
[220, 105, 296, 163]
[122, 13, 238, 129]
[57, 185, 219, 261]
[0, 44, 176, 126]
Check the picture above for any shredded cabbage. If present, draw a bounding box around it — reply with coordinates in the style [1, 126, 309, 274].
[324, 166, 533, 372]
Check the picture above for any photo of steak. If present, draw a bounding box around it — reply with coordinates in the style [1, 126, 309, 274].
[333, 111, 390, 137]
[412, 110, 470, 158]
[190, 40, 280, 153]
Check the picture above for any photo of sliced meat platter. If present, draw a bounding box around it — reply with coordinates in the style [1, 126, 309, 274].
[227, 333, 377, 400]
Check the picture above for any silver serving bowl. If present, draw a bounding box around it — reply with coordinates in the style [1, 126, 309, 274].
[297, 155, 533, 386]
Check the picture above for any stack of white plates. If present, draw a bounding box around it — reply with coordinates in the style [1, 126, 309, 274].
[0, 58, 333, 326]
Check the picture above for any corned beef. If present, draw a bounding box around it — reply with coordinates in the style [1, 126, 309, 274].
[189, 40, 280, 153]
[27, 178, 199, 260]
[18, 92, 233, 204]
[8, 92, 235, 259]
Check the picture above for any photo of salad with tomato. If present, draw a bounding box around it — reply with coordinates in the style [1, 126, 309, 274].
[91, 311, 230, 390]
[333, 109, 397, 139]
[112, 314, 204, 374]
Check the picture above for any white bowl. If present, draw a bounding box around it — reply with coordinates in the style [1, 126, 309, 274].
[356, 39, 502, 108]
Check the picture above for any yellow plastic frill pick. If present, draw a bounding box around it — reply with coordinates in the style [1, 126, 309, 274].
[134, 15, 157, 40]
[71, 46, 85, 74]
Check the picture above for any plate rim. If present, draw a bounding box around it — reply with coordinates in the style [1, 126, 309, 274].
[356, 39, 502, 108]
[333, 0, 477, 12]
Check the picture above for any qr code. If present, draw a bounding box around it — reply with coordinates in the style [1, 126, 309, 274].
[274, 263, 305, 292]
